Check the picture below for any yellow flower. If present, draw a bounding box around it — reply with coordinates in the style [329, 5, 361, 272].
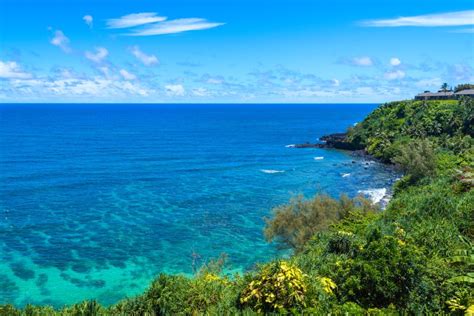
[204, 273, 220, 282]
[446, 298, 466, 312]
[465, 304, 474, 316]
[319, 277, 337, 295]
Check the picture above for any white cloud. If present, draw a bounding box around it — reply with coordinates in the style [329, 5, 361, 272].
[9, 77, 150, 97]
[130, 46, 159, 66]
[332, 79, 340, 87]
[83, 15, 93, 28]
[361, 10, 474, 27]
[446, 63, 474, 82]
[85, 47, 109, 63]
[384, 70, 406, 80]
[50, 30, 71, 53]
[415, 78, 443, 88]
[356, 87, 375, 95]
[97, 66, 113, 79]
[352, 57, 373, 66]
[128, 18, 224, 36]
[192, 87, 209, 96]
[390, 57, 401, 66]
[107, 12, 167, 29]
[165, 84, 185, 96]
[119, 69, 137, 81]
[0, 61, 32, 79]
[207, 78, 223, 84]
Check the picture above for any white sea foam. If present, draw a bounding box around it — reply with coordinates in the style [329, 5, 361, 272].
[285, 144, 296, 148]
[342, 173, 351, 178]
[358, 188, 387, 204]
[261, 169, 285, 174]
[314, 156, 324, 160]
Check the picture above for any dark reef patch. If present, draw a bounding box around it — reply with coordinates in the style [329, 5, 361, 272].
[10, 262, 35, 280]
[0, 275, 19, 302]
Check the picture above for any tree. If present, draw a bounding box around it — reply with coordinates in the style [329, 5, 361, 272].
[440, 83, 450, 92]
[454, 83, 474, 92]
[264, 194, 376, 251]
[392, 139, 436, 183]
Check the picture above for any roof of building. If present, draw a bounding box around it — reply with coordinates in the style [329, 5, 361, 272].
[454, 89, 474, 95]
[416, 91, 454, 97]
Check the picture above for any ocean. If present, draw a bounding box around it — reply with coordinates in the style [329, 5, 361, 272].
[0, 103, 399, 307]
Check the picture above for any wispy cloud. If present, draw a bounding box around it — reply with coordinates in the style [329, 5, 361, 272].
[50, 30, 71, 53]
[361, 10, 474, 27]
[119, 69, 137, 81]
[384, 70, 406, 80]
[353, 56, 373, 66]
[130, 46, 159, 66]
[107, 12, 224, 36]
[0, 60, 32, 79]
[85, 47, 108, 63]
[10, 77, 150, 97]
[127, 18, 224, 36]
[415, 78, 443, 88]
[83, 15, 93, 28]
[107, 12, 167, 29]
[337, 56, 375, 67]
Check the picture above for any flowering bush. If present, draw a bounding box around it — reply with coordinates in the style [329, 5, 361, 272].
[240, 261, 306, 312]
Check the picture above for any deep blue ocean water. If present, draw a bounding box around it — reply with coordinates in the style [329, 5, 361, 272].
[0, 103, 399, 307]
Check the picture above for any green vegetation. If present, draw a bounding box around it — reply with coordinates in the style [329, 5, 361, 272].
[455, 84, 474, 93]
[264, 194, 377, 251]
[441, 82, 450, 92]
[1, 98, 473, 315]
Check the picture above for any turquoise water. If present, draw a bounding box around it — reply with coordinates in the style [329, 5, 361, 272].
[0, 104, 398, 307]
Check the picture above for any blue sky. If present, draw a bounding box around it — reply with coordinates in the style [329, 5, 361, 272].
[0, 0, 473, 103]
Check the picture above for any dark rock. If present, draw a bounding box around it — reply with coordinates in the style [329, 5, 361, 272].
[293, 132, 363, 151]
[293, 143, 324, 148]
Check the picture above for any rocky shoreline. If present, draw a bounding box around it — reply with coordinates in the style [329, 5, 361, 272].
[293, 132, 363, 151]
[292, 132, 398, 208]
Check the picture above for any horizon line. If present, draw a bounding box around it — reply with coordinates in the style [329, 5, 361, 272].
[0, 101, 385, 105]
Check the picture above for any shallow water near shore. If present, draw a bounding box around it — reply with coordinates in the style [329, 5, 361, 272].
[0, 103, 399, 307]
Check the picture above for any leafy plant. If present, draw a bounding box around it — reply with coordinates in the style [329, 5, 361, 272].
[240, 261, 307, 313]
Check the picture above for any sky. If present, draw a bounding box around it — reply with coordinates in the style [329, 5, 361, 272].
[0, 0, 473, 103]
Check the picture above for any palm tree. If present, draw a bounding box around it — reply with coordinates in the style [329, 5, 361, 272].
[440, 82, 449, 92]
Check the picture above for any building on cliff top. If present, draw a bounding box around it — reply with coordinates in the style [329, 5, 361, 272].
[415, 89, 474, 100]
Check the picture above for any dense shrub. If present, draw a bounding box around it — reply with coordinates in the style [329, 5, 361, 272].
[334, 234, 425, 308]
[392, 139, 436, 183]
[264, 194, 376, 251]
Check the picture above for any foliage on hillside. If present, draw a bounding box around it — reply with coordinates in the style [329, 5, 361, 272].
[1, 99, 473, 315]
[264, 194, 377, 251]
[455, 84, 474, 93]
[347, 98, 473, 162]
